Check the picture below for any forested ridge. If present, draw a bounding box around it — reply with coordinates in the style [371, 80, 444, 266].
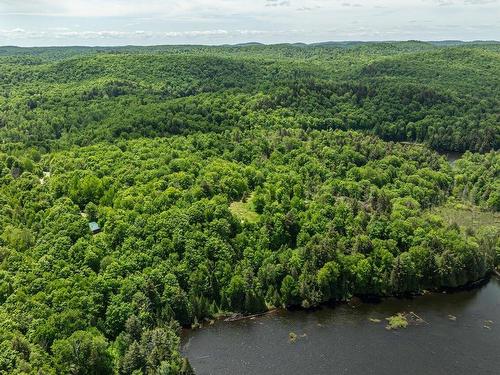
[0, 42, 499, 374]
[1, 41, 499, 151]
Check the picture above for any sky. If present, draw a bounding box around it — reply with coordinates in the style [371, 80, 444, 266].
[0, 0, 499, 46]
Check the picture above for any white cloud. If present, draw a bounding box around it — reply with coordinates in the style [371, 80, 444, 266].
[0, 27, 302, 41]
[0, 0, 278, 18]
[0, 0, 498, 45]
[1, 0, 497, 18]
[424, 0, 498, 5]
[265, 0, 291, 7]
[0, 0, 485, 18]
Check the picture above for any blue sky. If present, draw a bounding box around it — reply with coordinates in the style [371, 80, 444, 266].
[0, 0, 498, 46]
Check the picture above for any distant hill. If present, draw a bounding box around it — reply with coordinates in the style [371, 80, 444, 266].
[0, 42, 498, 152]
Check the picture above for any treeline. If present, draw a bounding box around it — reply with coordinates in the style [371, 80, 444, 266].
[453, 151, 500, 211]
[0, 129, 498, 373]
[1, 41, 499, 61]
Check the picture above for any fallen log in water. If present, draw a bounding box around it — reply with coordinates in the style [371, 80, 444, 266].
[224, 309, 278, 322]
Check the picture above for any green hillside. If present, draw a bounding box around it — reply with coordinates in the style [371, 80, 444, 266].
[1, 43, 498, 152]
[0, 43, 498, 374]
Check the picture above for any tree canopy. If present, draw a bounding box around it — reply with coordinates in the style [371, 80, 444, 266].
[0, 42, 498, 374]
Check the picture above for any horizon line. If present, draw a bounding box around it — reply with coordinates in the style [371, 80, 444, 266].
[2, 39, 500, 49]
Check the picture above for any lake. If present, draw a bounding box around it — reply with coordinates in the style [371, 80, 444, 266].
[182, 277, 500, 375]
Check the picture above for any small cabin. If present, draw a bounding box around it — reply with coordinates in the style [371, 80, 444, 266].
[89, 222, 101, 235]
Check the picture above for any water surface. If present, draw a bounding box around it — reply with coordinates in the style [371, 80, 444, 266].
[182, 277, 500, 375]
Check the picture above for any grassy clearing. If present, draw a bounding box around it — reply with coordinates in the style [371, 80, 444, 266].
[229, 193, 260, 224]
[432, 201, 500, 231]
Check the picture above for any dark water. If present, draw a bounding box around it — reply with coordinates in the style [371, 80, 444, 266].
[182, 277, 500, 375]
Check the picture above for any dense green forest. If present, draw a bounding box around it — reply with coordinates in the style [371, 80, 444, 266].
[1, 41, 499, 152]
[0, 42, 499, 374]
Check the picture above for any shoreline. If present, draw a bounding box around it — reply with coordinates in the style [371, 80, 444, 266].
[184, 274, 495, 331]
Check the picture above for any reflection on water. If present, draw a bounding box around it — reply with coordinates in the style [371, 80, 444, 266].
[182, 277, 500, 375]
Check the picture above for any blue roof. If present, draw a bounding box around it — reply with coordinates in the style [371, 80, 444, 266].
[89, 222, 100, 232]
